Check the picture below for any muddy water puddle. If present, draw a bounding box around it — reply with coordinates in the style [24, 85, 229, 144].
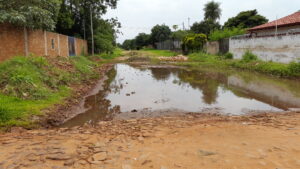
[62, 64, 300, 127]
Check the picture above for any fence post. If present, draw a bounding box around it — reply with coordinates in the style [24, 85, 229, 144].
[24, 27, 29, 56]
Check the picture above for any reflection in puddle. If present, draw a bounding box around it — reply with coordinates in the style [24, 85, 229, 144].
[62, 64, 300, 127]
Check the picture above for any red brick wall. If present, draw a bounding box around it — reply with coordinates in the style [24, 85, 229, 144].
[28, 29, 45, 56]
[46, 31, 59, 57]
[75, 38, 88, 56]
[0, 23, 25, 61]
[0, 23, 88, 62]
[59, 35, 69, 57]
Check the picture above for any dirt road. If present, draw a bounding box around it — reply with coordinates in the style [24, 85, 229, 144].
[0, 112, 300, 169]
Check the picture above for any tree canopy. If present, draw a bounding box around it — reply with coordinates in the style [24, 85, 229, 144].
[135, 33, 151, 49]
[150, 24, 172, 44]
[190, 1, 221, 36]
[55, 0, 120, 53]
[0, 0, 61, 30]
[191, 20, 221, 35]
[224, 10, 268, 29]
[204, 1, 221, 22]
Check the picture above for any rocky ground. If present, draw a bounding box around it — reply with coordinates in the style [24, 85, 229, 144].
[0, 112, 300, 169]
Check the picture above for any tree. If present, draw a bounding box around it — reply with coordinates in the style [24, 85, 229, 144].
[135, 33, 150, 49]
[122, 39, 136, 50]
[172, 25, 179, 31]
[204, 1, 221, 22]
[94, 19, 119, 54]
[0, 0, 61, 30]
[191, 20, 221, 35]
[55, 0, 120, 53]
[182, 34, 207, 53]
[171, 30, 190, 41]
[150, 24, 172, 45]
[224, 10, 268, 29]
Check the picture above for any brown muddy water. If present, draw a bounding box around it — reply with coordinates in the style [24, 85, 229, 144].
[62, 64, 300, 127]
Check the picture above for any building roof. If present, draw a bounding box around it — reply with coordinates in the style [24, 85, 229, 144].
[249, 11, 300, 31]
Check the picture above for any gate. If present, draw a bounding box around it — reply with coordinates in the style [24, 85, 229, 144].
[68, 37, 76, 56]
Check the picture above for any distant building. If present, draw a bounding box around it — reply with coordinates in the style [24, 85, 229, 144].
[229, 11, 300, 63]
[248, 11, 300, 37]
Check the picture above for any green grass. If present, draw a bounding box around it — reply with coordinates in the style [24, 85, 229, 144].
[177, 52, 300, 78]
[141, 48, 178, 57]
[96, 48, 124, 60]
[0, 55, 101, 129]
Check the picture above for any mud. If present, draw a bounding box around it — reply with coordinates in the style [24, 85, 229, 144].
[1, 112, 300, 169]
[41, 64, 114, 127]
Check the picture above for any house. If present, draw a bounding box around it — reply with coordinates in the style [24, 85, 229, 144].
[248, 11, 300, 37]
[229, 11, 300, 63]
[0, 23, 88, 62]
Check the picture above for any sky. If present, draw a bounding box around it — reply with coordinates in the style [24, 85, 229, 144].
[104, 0, 300, 43]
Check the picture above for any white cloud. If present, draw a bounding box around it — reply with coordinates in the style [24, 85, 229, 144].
[104, 0, 300, 43]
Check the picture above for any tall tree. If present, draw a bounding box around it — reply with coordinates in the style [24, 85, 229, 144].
[204, 1, 221, 22]
[55, 0, 119, 53]
[150, 24, 172, 45]
[0, 0, 61, 30]
[135, 33, 150, 49]
[224, 10, 268, 29]
[191, 20, 221, 35]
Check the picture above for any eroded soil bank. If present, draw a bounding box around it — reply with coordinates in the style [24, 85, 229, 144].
[0, 112, 300, 169]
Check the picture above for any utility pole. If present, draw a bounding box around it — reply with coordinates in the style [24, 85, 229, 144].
[90, 6, 94, 56]
[275, 15, 278, 37]
[182, 22, 185, 31]
[188, 17, 190, 30]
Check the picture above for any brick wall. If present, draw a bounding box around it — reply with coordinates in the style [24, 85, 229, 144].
[59, 35, 69, 57]
[0, 23, 88, 62]
[28, 29, 45, 57]
[0, 24, 25, 61]
[75, 38, 88, 56]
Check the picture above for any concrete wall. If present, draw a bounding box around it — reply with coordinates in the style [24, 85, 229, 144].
[206, 41, 219, 55]
[229, 34, 300, 63]
[0, 23, 88, 62]
[206, 39, 229, 55]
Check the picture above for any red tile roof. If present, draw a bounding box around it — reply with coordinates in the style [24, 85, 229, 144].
[249, 11, 300, 31]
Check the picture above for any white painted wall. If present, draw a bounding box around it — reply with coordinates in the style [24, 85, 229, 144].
[229, 34, 300, 63]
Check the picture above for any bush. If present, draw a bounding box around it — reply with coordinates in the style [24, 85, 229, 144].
[242, 51, 258, 62]
[288, 62, 300, 74]
[209, 27, 246, 41]
[224, 52, 234, 59]
[183, 34, 207, 53]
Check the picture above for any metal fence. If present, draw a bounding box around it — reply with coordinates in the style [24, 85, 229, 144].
[155, 40, 182, 50]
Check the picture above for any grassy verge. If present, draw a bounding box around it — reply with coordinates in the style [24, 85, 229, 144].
[95, 48, 124, 61]
[140, 48, 178, 57]
[177, 52, 300, 78]
[0, 50, 121, 129]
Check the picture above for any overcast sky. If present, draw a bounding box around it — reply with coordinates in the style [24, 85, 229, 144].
[104, 0, 300, 43]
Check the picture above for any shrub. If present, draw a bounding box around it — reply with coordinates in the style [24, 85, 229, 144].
[242, 51, 258, 62]
[209, 27, 246, 41]
[183, 34, 207, 53]
[288, 62, 300, 74]
[224, 52, 233, 59]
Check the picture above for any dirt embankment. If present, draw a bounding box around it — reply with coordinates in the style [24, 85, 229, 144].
[41, 63, 114, 127]
[0, 112, 299, 169]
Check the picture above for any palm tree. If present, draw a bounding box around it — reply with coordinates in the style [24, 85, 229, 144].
[204, 1, 221, 22]
[172, 25, 179, 31]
